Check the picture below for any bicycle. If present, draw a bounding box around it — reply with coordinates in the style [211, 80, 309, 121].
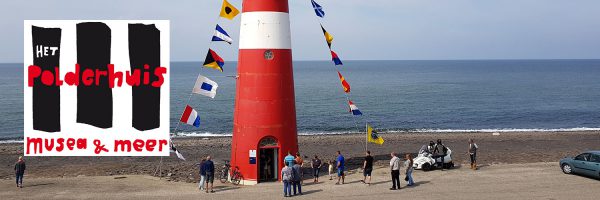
[219, 160, 242, 185]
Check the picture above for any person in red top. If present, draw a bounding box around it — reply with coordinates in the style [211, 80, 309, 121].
[294, 152, 304, 185]
[14, 156, 26, 188]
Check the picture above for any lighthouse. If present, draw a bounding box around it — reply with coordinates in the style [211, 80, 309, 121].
[230, 0, 297, 185]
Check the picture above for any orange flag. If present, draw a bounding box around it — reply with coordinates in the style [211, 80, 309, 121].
[337, 71, 350, 93]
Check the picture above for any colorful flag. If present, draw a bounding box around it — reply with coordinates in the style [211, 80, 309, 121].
[337, 71, 350, 93]
[192, 74, 218, 98]
[170, 141, 186, 161]
[331, 50, 343, 65]
[180, 105, 200, 128]
[311, 0, 325, 18]
[203, 49, 224, 72]
[367, 124, 384, 145]
[348, 100, 362, 116]
[220, 0, 240, 20]
[321, 24, 333, 48]
[212, 24, 233, 44]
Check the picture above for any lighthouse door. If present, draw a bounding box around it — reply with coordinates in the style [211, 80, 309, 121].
[259, 137, 279, 182]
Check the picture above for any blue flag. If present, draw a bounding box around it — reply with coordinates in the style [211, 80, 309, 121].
[311, 0, 325, 18]
[212, 24, 233, 44]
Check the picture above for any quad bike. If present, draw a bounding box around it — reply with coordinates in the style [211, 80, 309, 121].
[413, 145, 454, 171]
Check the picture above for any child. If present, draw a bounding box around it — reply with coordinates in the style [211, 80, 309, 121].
[328, 160, 334, 180]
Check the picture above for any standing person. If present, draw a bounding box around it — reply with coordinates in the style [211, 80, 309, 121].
[433, 139, 447, 170]
[335, 151, 345, 185]
[468, 139, 479, 170]
[294, 152, 304, 185]
[265, 154, 272, 179]
[328, 160, 334, 180]
[292, 161, 303, 195]
[361, 151, 374, 185]
[311, 155, 322, 183]
[281, 162, 293, 197]
[284, 151, 295, 167]
[197, 158, 206, 191]
[204, 156, 215, 193]
[405, 154, 414, 186]
[14, 156, 25, 188]
[389, 152, 401, 190]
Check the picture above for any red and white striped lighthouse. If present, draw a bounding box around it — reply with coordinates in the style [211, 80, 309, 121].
[230, 0, 297, 185]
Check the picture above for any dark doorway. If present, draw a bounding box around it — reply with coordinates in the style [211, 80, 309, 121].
[259, 148, 278, 182]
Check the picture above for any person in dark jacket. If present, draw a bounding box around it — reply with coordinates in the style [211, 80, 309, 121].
[433, 139, 447, 170]
[291, 160, 302, 195]
[196, 158, 206, 191]
[15, 156, 25, 188]
[203, 156, 215, 193]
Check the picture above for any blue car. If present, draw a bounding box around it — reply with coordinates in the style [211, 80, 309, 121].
[560, 151, 600, 179]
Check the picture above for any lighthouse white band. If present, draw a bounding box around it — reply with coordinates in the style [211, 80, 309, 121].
[239, 12, 291, 50]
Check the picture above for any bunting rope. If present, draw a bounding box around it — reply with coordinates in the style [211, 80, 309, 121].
[308, 0, 383, 150]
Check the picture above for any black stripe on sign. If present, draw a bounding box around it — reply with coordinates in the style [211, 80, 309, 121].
[76, 22, 113, 128]
[129, 24, 161, 131]
[31, 26, 61, 132]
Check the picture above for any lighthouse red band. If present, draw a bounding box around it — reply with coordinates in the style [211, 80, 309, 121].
[231, 0, 297, 185]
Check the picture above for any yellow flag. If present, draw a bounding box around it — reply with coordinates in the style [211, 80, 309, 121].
[321, 24, 333, 48]
[367, 124, 384, 145]
[220, 0, 240, 20]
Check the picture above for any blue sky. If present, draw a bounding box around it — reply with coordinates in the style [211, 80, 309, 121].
[1, 0, 599, 63]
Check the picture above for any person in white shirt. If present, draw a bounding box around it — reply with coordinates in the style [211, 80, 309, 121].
[389, 152, 401, 190]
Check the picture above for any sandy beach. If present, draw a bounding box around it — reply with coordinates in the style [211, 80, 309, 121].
[1, 131, 599, 183]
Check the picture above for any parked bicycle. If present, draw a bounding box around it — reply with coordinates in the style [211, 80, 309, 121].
[219, 160, 242, 185]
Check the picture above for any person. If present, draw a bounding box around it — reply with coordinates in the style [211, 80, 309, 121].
[266, 154, 272, 179]
[335, 151, 345, 185]
[197, 158, 206, 191]
[389, 152, 401, 190]
[405, 154, 414, 186]
[311, 155, 322, 183]
[281, 162, 293, 197]
[328, 160, 334, 180]
[361, 151, 374, 185]
[284, 151, 295, 167]
[433, 139, 447, 170]
[204, 155, 215, 193]
[468, 139, 479, 170]
[427, 141, 435, 154]
[294, 152, 304, 184]
[292, 161, 303, 195]
[14, 156, 25, 188]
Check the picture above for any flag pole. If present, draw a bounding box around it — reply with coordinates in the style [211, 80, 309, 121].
[365, 122, 368, 152]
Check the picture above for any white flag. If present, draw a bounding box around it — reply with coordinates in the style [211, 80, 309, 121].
[192, 74, 218, 98]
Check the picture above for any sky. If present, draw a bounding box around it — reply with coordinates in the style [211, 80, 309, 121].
[1, 0, 599, 63]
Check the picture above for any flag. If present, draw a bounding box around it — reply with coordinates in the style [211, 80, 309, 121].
[348, 100, 362, 116]
[192, 74, 218, 98]
[331, 50, 343, 65]
[220, 0, 240, 20]
[212, 24, 233, 44]
[311, 0, 325, 18]
[180, 105, 200, 127]
[321, 24, 333, 48]
[203, 49, 224, 72]
[170, 141, 186, 161]
[337, 71, 350, 93]
[367, 124, 384, 145]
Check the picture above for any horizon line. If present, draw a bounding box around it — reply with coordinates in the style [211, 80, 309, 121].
[2, 58, 600, 64]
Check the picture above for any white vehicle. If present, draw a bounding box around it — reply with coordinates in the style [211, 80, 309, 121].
[413, 145, 454, 170]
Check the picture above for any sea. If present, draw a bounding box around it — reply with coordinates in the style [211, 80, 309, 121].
[2, 59, 600, 142]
